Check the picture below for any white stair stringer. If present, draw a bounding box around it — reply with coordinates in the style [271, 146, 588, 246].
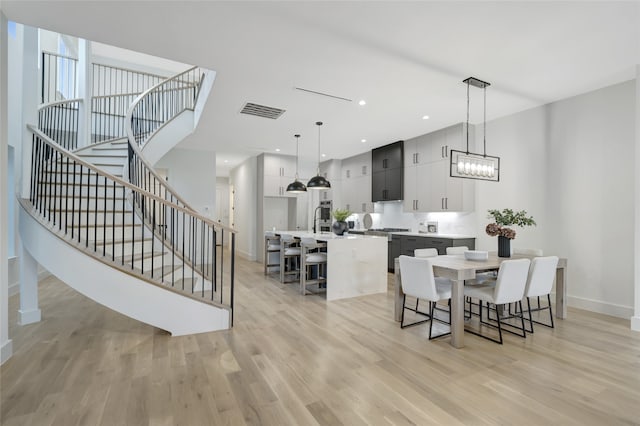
[19, 201, 230, 336]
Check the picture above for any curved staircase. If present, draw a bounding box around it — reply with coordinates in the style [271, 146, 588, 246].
[19, 64, 236, 336]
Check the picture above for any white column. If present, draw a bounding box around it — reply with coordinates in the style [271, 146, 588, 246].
[18, 243, 41, 324]
[19, 25, 38, 199]
[76, 39, 91, 147]
[0, 11, 14, 364]
[633, 63, 640, 332]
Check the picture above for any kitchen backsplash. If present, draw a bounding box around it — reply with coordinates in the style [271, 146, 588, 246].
[349, 202, 477, 236]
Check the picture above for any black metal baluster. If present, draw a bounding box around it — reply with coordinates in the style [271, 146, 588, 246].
[151, 198, 155, 279]
[64, 155, 70, 234]
[94, 171, 98, 251]
[71, 162, 77, 241]
[182, 211, 185, 290]
[220, 231, 225, 304]
[212, 228, 217, 295]
[103, 175, 107, 255]
[111, 181, 115, 260]
[85, 168, 90, 247]
[231, 232, 235, 326]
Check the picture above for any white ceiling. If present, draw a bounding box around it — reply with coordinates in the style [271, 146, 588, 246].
[4, 1, 639, 176]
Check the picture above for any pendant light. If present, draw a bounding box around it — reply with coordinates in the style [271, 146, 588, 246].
[307, 121, 331, 189]
[286, 134, 307, 193]
[450, 77, 500, 182]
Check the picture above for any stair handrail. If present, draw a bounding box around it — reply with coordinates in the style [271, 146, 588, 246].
[28, 124, 235, 231]
[125, 66, 204, 214]
[27, 124, 236, 314]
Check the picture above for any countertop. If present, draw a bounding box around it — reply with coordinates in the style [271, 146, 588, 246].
[388, 232, 476, 239]
[272, 230, 386, 242]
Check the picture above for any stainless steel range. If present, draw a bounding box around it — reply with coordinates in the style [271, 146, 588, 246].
[365, 228, 409, 241]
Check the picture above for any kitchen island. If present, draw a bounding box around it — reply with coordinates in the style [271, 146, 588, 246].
[273, 231, 388, 301]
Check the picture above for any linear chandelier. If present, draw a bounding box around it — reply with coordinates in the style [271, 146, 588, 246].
[450, 77, 500, 182]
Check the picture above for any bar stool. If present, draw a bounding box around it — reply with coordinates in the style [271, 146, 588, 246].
[280, 234, 301, 283]
[299, 237, 327, 295]
[264, 232, 281, 275]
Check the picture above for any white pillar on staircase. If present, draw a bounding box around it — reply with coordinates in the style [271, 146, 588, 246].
[633, 63, 640, 332]
[19, 25, 38, 199]
[18, 243, 40, 325]
[0, 11, 14, 364]
[76, 38, 92, 148]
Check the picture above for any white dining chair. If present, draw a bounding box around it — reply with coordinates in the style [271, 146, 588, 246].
[299, 237, 327, 296]
[412, 248, 438, 312]
[463, 258, 531, 344]
[523, 256, 559, 332]
[398, 255, 452, 340]
[414, 248, 438, 258]
[445, 246, 468, 255]
[513, 248, 544, 309]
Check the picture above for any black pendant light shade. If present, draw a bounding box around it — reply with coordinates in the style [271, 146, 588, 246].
[307, 174, 331, 189]
[286, 134, 307, 193]
[286, 179, 307, 193]
[307, 121, 331, 190]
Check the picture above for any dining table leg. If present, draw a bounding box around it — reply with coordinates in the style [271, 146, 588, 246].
[394, 258, 403, 322]
[556, 267, 567, 319]
[450, 278, 465, 348]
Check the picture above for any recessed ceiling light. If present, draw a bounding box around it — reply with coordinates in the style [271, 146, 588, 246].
[422, 115, 430, 120]
[321, 153, 326, 157]
[275, 148, 281, 152]
[361, 139, 367, 143]
[358, 100, 366, 106]
[224, 160, 228, 163]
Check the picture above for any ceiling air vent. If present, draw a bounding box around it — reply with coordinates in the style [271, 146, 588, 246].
[240, 102, 285, 119]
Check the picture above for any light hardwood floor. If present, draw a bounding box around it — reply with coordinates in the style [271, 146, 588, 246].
[2, 256, 640, 425]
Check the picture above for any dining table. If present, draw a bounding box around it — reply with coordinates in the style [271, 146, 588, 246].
[394, 253, 568, 349]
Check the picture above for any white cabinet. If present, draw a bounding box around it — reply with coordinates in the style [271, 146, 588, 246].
[319, 159, 342, 202]
[403, 123, 475, 212]
[425, 160, 474, 212]
[263, 154, 298, 197]
[264, 155, 297, 179]
[405, 134, 431, 166]
[403, 163, 432, 212]
[341, 152, 372, 213]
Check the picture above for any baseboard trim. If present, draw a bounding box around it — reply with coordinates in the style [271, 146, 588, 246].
[631, 316, 640, 332]
[237, 249, 256, 262]
[18, 308, 42, 325]
[0, 339, 13, 365]
[558, 293, 634, 319]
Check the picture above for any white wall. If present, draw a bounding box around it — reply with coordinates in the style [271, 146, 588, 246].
[229, 156, 258, 260]
[155, 147, 217, 218]
[1, 11, 14, 364]
[546, 80, 635, 318]
[91, 41, 190, 77]
[474, 105, 550, 253]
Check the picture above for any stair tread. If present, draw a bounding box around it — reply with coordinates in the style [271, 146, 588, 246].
[78, 154, 127, 158]
[95, 237, 153, 245]
[115, 251, 167, 262]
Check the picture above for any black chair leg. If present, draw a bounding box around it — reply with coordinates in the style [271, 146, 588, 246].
[428, 301, 451, 340]
[400, 295, 430, 329]
[526, 297, 534, 333]
[548, 294, 555, 328]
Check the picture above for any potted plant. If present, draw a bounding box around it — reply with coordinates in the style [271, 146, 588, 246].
[331, 208, 352, 236]
[486, 209, 536, 257]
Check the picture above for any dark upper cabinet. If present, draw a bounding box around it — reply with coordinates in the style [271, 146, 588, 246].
[372, 141, 404, 201]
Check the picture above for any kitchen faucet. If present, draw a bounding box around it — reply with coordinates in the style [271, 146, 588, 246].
[312, 205, 322, 233]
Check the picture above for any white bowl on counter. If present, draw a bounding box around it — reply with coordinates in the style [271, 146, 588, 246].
[464, 250, 488, 261]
